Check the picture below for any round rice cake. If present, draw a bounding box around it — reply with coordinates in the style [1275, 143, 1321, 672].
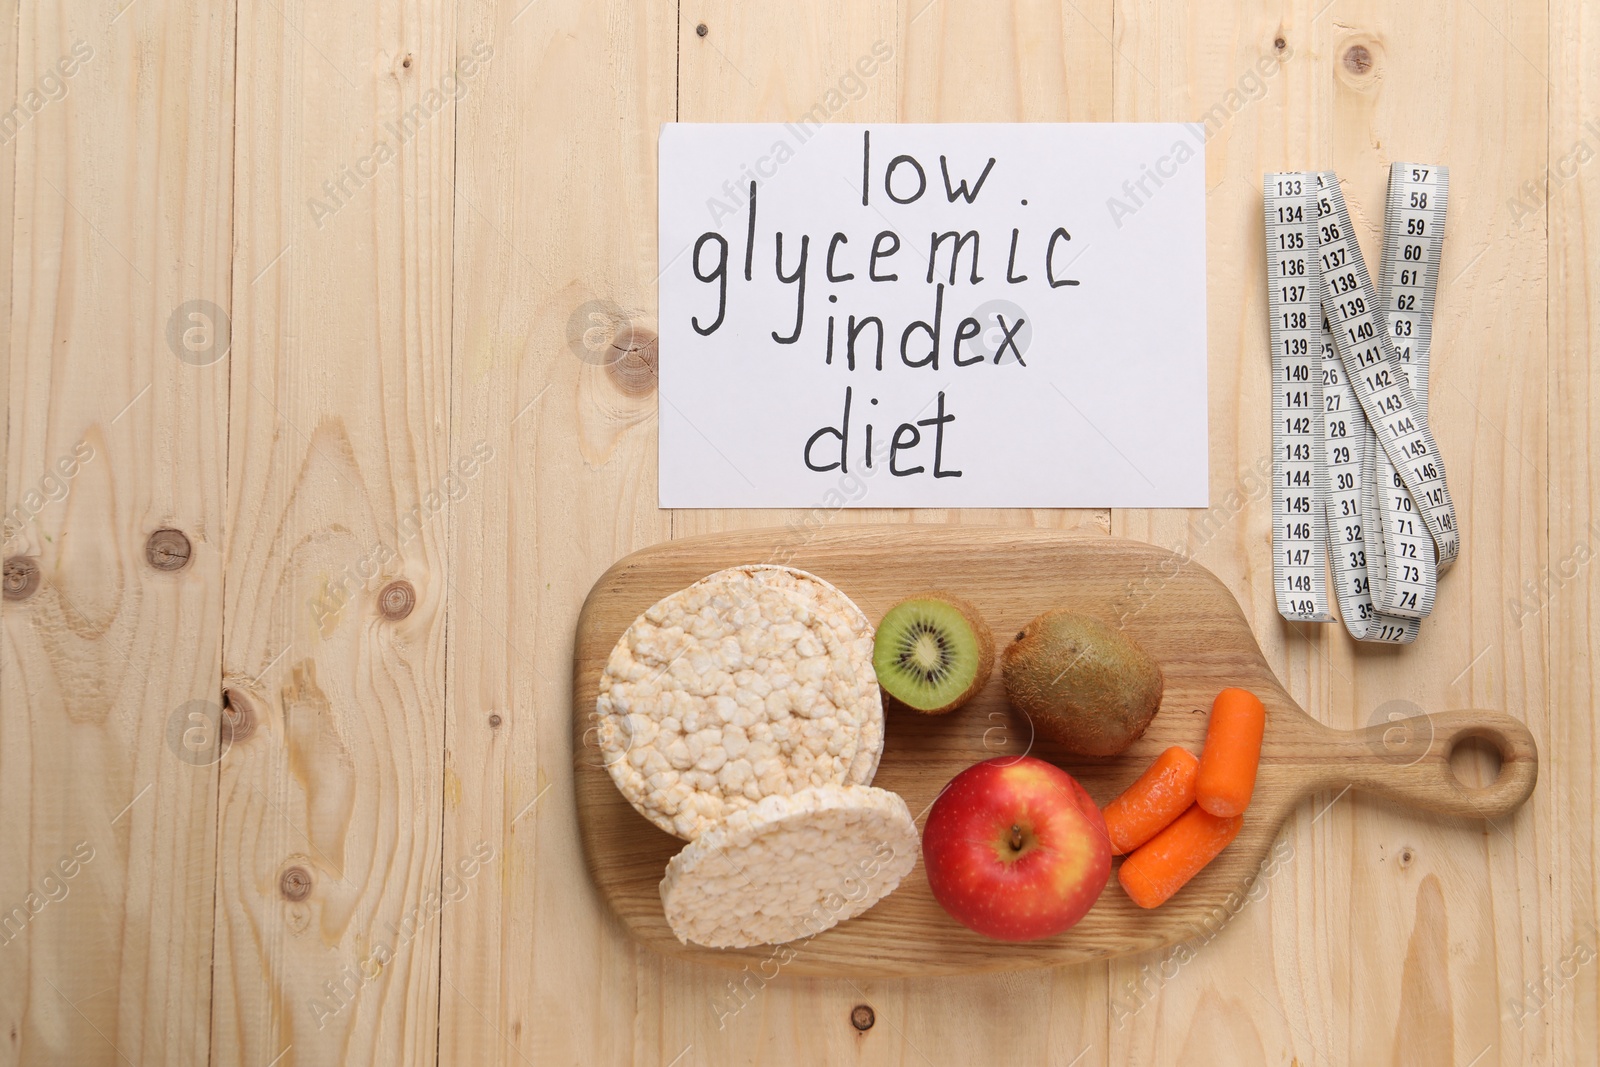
[659, 784, 919, 948]
[596, 565, 883, 840]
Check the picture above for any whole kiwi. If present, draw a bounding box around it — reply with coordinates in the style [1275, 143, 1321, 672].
[1001, 610, 1163, 756]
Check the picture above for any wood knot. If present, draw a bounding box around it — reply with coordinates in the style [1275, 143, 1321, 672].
[279, 866, 313, 901]
[146, 529, 192, 571]
[2, 556, 39, 601]
[606, 325, 658, 397]
[488, 713, 503, 728]
[1398, 847, 1415, 869]
[402, 54, 413, 69]
[1274, 36, 1287, 51]
[221, 689, 255, 744]
[696, 22, 708, 36]
[379, 580, 415, 620]
[850, 1004, 875, 1031]
[1342, 44, 1373, 75]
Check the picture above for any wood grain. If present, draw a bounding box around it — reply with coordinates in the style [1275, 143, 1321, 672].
[0, 3, 233, 1064]
[573, 526, 1536, 976]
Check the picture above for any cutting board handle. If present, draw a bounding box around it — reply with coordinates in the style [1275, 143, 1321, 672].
[1290, 709, 1539, 821]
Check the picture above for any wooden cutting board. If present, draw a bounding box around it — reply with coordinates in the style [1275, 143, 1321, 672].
[572, 526, 1538, 977]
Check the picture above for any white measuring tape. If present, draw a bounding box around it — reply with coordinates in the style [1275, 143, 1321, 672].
[1264, 164, 1456, 642]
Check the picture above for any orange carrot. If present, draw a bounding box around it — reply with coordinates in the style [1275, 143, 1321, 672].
[1102, 746, 1200, 855]
[1195, 687, 1266, 818]
[1117, 804, 1242, 909]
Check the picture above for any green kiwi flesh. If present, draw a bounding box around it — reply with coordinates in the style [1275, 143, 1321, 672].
[872, 593, 995, 714]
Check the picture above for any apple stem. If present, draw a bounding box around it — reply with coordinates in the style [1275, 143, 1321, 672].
[1010, 825, 1023, 852]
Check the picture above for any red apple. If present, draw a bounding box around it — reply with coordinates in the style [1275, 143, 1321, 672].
[922, 756, 1112, 940]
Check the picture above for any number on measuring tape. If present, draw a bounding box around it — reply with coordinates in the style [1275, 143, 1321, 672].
[1262, 165, 1454, 643]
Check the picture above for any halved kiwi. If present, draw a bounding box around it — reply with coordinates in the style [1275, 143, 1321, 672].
[872, 593, 995, 714]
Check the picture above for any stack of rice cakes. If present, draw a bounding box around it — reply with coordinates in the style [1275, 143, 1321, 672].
[596, 565, 917, 948]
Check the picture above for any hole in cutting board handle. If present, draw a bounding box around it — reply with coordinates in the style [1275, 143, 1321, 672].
[1446, 729, 1508, 789]
[1426, 712, 1538, 820]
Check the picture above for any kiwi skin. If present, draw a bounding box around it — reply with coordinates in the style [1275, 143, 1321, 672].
[878, 592, 995, 715]
[1001, 610, 1163, 756]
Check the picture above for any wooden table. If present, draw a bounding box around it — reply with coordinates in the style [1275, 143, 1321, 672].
[0, 1, 1592, 1064]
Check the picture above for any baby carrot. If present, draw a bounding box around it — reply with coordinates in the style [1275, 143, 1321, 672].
[1102, 746, 1199, 855]
[1195, 687, 1266, 818]
[1117, 804, 1242, 909]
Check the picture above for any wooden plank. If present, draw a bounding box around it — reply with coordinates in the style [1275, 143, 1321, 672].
[213, 2, 454, 1063]
[1545, 0, 1600, 1060]
[572, 526, 1536, 974]
[668, 1, 905, 546]
[0, 2, 234, 1064]
[0, 0, 14, 517]
[1304, 6, 1549, 1065]
[435, 0, 676, 1064]
[660, 2, 1116, 1062]
[1109, 0, 1551, 1062]
[1105, 5, 1338, 1058]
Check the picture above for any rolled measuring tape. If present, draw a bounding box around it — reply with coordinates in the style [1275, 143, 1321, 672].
[1263, 164, 1457, 643]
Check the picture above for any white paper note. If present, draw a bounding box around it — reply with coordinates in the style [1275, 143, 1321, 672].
[657, 123, 1208, 508]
